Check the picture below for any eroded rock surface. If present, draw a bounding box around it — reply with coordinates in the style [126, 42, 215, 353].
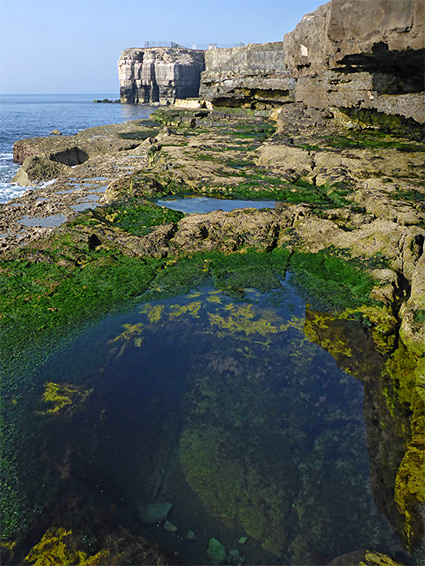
[118, 47, 205, 104]
[199, 42, 295, 108]
[283, 0, 425, 125]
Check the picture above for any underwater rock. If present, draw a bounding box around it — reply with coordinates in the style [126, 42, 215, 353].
[185, 530, 196, 541]
[207, 538, 226, 565]
[228, 548, 245, 565]
[138, 502, 172, 524]
[327, 549, 406, 565]
[163, 521, 178, 533]
[238, 536, 248, 545]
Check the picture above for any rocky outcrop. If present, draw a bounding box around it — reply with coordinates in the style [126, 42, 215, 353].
[199, 42, 295, 108]
[283, 0, 425, 125]
[118, 47, 205, 104]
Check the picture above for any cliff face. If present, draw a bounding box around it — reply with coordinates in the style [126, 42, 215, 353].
[199, 42, 295, 108]
[283, 0, 425, 123]
[118, 47, 205, 104]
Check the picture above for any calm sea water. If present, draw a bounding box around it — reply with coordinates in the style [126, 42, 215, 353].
[0, 94, 155, 203]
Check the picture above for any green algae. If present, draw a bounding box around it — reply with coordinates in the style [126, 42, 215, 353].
[40, 382, 92, 416]
[286, 248, 378, 311]
[336, 107, 425, 141]
[321, 131, 425, 151]
[0, 247, 161, 370]
[102, 199, 184, 236]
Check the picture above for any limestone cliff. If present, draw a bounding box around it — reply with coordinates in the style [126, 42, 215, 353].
[199, 42, 295, 108]
[283, 0, 425, 124]
[118, 47, 205, 104]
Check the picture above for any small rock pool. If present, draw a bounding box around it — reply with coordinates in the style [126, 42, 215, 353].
[156, 196, 276, 214]
[3, 271, 403, 564]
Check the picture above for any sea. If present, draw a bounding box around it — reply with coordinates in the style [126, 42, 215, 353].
[0, 93, 155, 204]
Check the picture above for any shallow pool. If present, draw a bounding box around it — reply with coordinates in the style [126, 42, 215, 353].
[3, 274, 402, 564]
[156, 196, 276, 214]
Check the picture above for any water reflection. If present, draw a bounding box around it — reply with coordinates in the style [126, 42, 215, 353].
[13, 283, 402, 565]
[156, 196, 276, 214]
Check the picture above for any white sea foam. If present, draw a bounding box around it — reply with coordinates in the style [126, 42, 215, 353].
[0, 182, 29, 204]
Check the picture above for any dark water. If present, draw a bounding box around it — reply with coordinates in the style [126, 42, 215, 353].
[6, 278, 401, 564]
[0, 94, 155, 203]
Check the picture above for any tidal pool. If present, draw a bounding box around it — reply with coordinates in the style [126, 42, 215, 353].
[156, 196, 276, 214]
[3, 278, 402, 565]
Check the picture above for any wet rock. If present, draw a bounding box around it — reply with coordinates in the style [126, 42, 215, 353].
[12, 155, 68, 185]
[163, 521, 177, 533]
[327, 549, 406, 565]
[138, 503, 172, 524]
[185, 530, 196, 541]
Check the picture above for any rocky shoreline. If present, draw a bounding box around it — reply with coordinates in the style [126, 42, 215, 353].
[1, 0, 424, 561]
[1, 102, 424, 565]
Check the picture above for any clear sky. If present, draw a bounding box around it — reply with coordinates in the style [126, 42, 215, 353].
[0, 0, 325, 95]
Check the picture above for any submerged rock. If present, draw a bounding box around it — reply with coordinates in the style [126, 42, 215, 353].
[327, 549, 406, 565]
[138, 503, 172, 524]
[207, 538, 226, 565]
[163, 521, 178, 533]
[185, 530, 196, 541]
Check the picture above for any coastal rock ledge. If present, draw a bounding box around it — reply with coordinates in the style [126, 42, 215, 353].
[283, 0, 425, 124]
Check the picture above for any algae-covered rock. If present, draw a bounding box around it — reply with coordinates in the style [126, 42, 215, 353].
[23, 525, 175, 566]
[207, 538, 226, 565]
[12, 155, 68, 186]
[328, 548, 406, 565]
[24, 527, 108, 565]
[394, 432, 425, 550]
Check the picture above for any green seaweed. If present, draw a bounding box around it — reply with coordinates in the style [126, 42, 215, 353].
[102, 200, 184, 236]
[285, 248, 377, 311]
[336, 108, 425, 141]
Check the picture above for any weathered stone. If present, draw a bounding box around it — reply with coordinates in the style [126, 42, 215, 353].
[12, 155, 68, 185]
[283, 0, 425, 125]
[118, 47, 205, 104]
[199, 42, 295, 108]
[255, 144, 315, 181]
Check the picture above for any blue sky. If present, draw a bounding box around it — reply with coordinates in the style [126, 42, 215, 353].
[0, 0, 325, 95]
